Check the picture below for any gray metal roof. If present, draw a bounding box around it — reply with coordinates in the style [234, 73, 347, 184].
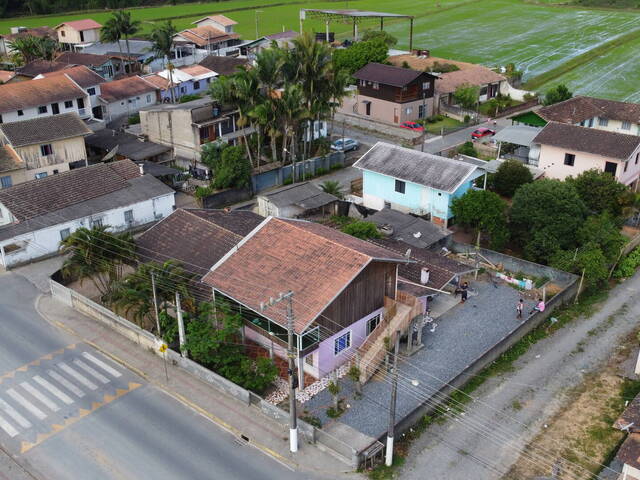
[85, 129, 170, 161]
[81, 40, 153, 57]
[140, 96, 212, 112]
[353, 142, 477, 193]
[367, 209, 450, 249]
[260, 182, 338, 209]
[493, 125, 543, 146]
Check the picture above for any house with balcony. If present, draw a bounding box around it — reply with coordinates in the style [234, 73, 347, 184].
[55, 19, 102, 49]
[0, 113, 92, 185]
[173, 15, 241, 57]
[354, 142, 486, 227]
[0, 160, 175, 269]
[534, 122, 640, 188]
[339, 62, 437, 125]
[139, 97, 251, 172]
[35, 66, 106, 119]
[0, 74, 91, 123]
[98, 76, 158, 123]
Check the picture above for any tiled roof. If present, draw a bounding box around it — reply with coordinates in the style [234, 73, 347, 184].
[99, 76, 157, 103]
[55, 19, 102, 31]
[616, 434, 640, 470]
[142, 73, 175, 90]
[0, 70, 13, 83]
[533, 122, 640, 160]
[354, 62, 435, 87]
[174, 26, 239, 47]
[56, 51, 111, 67]
[388, 54, 476, 71]
[178, 64, 216, 80]
[435, 66, 506, 95]
[39, 65, 105, 88]
[0, 146, 23, 173]
[537, 95, 640, 124]
[16, 60, 71, 78]
[353, 142, 477, 193]
[136, 208, 263, 275]
[615, 393, 640, 430]
[199, 55, 248, 76]
[193, 15, 238, 26]
[0, 160, 141, 222]
[202, 217, 405, 333]
[0, 113, 92, 147]
[0, 75, 85, 114]
[264, 30, 298, 41]
[1, 26, 56, 42]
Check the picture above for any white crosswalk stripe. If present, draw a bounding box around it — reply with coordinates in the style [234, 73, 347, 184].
[47, 370, 84, 398]
[33, 376, 73, 405]
[20, 382, 59, 412]
[72, 359, 109, 384]
[0, 414, 18, 438]
[0, 398, 31, 429]
[57, 363, 97, 391]
[7, 389, 46, 420]
[81, 352, 122, 378]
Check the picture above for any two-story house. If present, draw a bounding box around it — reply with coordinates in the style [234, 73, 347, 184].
[354, 142, 485, 227]
[0, 113, 92, 185]
[98, 76, 159, 123]
[143, 65, 216, 102]
[0, 75, 91, 123]
[534, 121, 640, 188]
[339, 62, 437, 125]
[56, 52, 122, 81]
[55, 19, 102, 49]
[173, 15, 241, 56]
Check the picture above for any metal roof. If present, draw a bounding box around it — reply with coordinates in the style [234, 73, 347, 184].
[259, 182, 338, 209]
[367, 209, 450, 249]
[302, 9, 412, 18]
[493, 125, 543, 146]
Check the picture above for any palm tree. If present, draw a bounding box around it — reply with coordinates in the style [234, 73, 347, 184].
[149, 21, 178, 103]
[320, 180, 343, 199]
[9, 35, 58, 63]
[278, 84, 310, 168]
[112, 10, 141, 74]
[100, 18, 125, 73]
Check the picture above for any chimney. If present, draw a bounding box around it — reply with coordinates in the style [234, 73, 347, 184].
[420, 268, 430, 285]
[139, 163, 145, 175]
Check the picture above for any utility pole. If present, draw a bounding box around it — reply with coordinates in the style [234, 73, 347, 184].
[176, 292, 187, 358]
[255, 10, 263, 39]
[151, 271, 161, 336]
[385, 330, 401, 467]
[261, 291, 298, 452]
[421, 91, 427, 152]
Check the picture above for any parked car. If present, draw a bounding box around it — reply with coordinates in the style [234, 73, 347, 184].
[400, 121, 425, 131]
[471, 127, 496, 139]
[331, 138, 360, 152]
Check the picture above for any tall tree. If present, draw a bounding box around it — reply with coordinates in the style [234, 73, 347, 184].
[100, 17, 125, 69]
[149, 20, 178, 102]
[112, 10, 141, 74]
[451, 189, 509, 250]
[9, 35, 58, 63]
[492, 159, 533, 197]
[543, 84, 572, 106]
[567, 168, 631, 218]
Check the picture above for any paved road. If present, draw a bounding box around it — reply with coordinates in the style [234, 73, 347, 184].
[0, 273, 313, 480]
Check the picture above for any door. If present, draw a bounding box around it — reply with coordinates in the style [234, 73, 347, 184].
[51, 103, 60, 115]
[393, 108, 399, 123]
[365, 102, 371, 116]
[605, 161, 618, 176]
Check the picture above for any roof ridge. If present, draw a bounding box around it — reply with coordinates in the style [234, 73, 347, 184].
[181, 208, 244, 239]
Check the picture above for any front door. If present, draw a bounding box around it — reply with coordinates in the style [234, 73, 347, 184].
[51, 103, 60, 115]
[605, 161, 618, 176]
[393, 108, 399, 123]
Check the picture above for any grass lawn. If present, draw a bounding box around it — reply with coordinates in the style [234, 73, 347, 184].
[423, 115, 465, 134]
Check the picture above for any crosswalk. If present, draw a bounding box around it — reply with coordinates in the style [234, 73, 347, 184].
[0, 351, 124, 439]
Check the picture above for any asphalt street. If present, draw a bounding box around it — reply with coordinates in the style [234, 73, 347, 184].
[0, 273, 314, 480]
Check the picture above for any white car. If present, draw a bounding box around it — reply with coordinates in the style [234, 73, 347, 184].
[331, 138, 360, 152]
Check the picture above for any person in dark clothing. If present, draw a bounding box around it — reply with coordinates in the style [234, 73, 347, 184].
[455, 282, 469, 303]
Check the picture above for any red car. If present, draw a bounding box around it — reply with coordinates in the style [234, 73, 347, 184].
[471, 127, 496, 139]
[400, 121, 425, 131]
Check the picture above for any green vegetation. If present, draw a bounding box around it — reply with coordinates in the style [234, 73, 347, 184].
[341, 221, 381, 240]
[212, 145, 252, 190]
[333, 38, 389, 75]
[542, 83, 573, 106]
[457, 141, 478, 157]
[567, 168, 635, 217]
[510, 111, 547, 127]
[319, 180, 343, 199]
[614, 246, 640, 278]
[420, 115, 464, 134]
[127, 113, 140, 125]
[492, 159, 533, 197]
[453, 84, 479, 110]
[452, 189, 509, 250]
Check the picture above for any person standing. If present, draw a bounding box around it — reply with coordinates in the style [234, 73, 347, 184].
[516, 299, 524, 319]
[460, 282, 469, 303]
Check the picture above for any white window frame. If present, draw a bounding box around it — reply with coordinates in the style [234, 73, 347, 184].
[622, 121, 632, 130]
[334, 331, 352, 356]
[59, 228, 71, 241]
[366, 314, 381, 336]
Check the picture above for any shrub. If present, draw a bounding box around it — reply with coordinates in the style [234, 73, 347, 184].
[457, 141, 478, 157]
[493, 159, 534, 197]
[330, 163, 343, 171]
[212, 146, 252, 190]
[463, 114, 471, 124]
[523, 92, 538, 102]
[341, 221, 381, 239]
[614, 246, 640, 278]
[127, 113, 140, 125]
[178, 93, 201, 103]
[283, 177, 293, 185]
[195, 185, 214, 199]
[314, 167, 328, 177]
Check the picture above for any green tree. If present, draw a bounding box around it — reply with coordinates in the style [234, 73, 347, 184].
[332, 39, 388, 75]
[576, 212, 625, 262]
[551, 245, 608, 289]
[457, 141, 478, 156]
[492, 159, 533, 197]
[112, 10, 141, 73]
[567, 168, 630, 217]
[319, 180, 343, 199]
[510, 179, 588, 262]
[341, 221, 381, 239]
[543, 84, 572, 106]
[213, 145, 252, 189]
[451, 189, 509, 250]
[453, 84, 479, 110]
[100, 17, 125, 66]
[8, 35, 58, 63]
[361, 30, 398, 47]
[149, 20, 177, 101]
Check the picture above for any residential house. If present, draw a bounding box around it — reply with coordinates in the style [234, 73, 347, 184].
[240, 30, 298, 59]
[256, 182, 339, 218]
[56, 52, 122, 80]
[139, 97, 251, 172]
[533, 121, 640, 187]
[98, 76, 158, 123]
[0, 26, 56, 56]
[79, 39, 156, 72]
[492, 124, 542, 165]
[55, 19, 102, 48]
[339, 63, 437, 125]
[0, 146, 24, 189]
[144, 64, 216, 102]
[85, 129, 172, 165]
[199, 55, 248, 76]
[366, 208, 451, 249]
[202, 216, 409, 384]
[0, 159, 175, 268]
[0, 113, 92, 185]
[0, 74, 91, 123]
[10, 60, 72, 83]
[353, 142, 485, 226]
[613, 393, 640, 480]
[173, 15, 241, 57]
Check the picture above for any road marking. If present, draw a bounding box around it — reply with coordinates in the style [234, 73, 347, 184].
[0, 398, 31, 428]
[20, 382, 59, 412]
[0, 344, 78, 384]
[33, 376, 73, 405]
[56, 363, 97, 391]
[47, 371, 84, 398]
[0, 414, 18, 437]
[72, 359, 109, 384]
[82, 352, 122, 378]
[7, 389, 46, 420]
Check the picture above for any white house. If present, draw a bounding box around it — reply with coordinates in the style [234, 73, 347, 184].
[98, 76, 158, 123]
[55, 19, 102, 48]
[0, 160, 175, 268]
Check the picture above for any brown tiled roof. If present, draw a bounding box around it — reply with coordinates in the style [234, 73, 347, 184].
[193, 15, 238, 26]
[0, 146, 23, 174]
[39, 65, 105, 88]
[56, 51, 111, 67]
[202, 217, 406, 333]
[534, 121, 640, 159]
[199, 55, 248, 76]
[388, 54, 475, 71]
[1, 26, 56, 42]
[435, 67, 505, 95]
[354, 62, 435, 87]
[16, 60, 71, 78]
[0, 71, 13, 83]
[99, 76, 157, 103]
[0, 75, 85, 114]
[0, 160, 140, 221]
[175, 26, 239, 47]
[55, 19, 102, 31]
[615, 393, 640, 430]
[617, 433, 640, 470]
[136, 208, 262, 275]
[178, 64, 214, 77]
[0, 113, 92, 147]
[142, 74, 174, 90]
[537, 95, 640, 124]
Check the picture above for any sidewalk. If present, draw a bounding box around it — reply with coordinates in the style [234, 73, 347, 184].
[36, 292, 358, 478]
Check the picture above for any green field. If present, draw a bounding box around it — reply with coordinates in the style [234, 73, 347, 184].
[2, 0, 640, 100]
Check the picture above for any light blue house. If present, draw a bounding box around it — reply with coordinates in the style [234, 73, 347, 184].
[353, 142, 486, 227]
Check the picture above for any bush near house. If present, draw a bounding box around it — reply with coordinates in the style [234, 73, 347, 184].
[341, 221, 381, 239]
[492, 159, 533, 197]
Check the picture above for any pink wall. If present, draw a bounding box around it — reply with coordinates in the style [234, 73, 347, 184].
[339, 93, 434, 125]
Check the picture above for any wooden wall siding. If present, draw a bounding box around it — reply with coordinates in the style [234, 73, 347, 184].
[358, 73, 435, 104]
[16, 137, 87, 170]
[314, 261, 397, 335]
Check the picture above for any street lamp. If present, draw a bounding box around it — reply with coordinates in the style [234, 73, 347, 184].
[255, 10, 264, 39]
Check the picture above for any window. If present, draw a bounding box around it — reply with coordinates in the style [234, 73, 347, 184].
[636, 153, 639, 165]
[91, 217, 104, 228]
[77, 98, 84, 109]
[422, 81, 430, 90]
[395, 179, 406, 194]
[59, 228, 70, 241]
[53, 169, 59, 174]
[563, 153, 575, 166]
[359, 79, 366, 87]
[38, 105, 47, 114]
[384, 201, 391, 209]
[124, 209, 134, 224]
[61, 30, 66, 37]
[405, 107, 413, 115]
[622, 121, 632, 130]
[334, 331, 351, 355]
[87, 87, 96, 96]
[305, 355, 314, 367]
[599, 117, 608, 127]
[0, 114, 2, 123]
[180, 87, 186, 94]
[605, 161, 618, 176]
[0, 176, 12, 189]
[624, 161, 629, 173]
[193, 81, 200, 90]
[40, 144, 53, 156]
[146, 94, 151, 103]
[366, 314, 381, 336]
[64, 100, 73, 109]
[17, 110, 23, 116]
[35, 172, 47, 179]
[372, 82, 379, 90]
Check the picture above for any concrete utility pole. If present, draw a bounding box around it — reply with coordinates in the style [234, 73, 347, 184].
[151, 271, 161, 336]
[386, 330, 401, 467]
[176, 292, 187, 358]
